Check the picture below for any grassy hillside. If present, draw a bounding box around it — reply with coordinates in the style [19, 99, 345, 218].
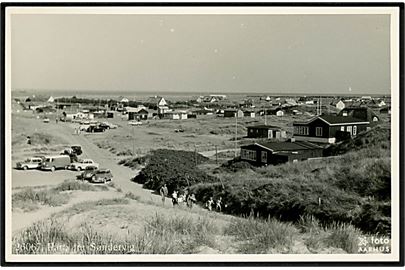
[191, 124, 391, 235]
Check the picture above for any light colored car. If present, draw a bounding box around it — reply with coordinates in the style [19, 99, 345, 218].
[128, 121, 142, 126]
[43, 118, 50, 123]
[68, 159, 99, 171]
[16, 157, 44, 170]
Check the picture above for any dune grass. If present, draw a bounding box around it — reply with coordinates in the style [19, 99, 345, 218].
[13, 211, 220, 254]
[225, 215, 297, 253]
[12, 180, 110, 211]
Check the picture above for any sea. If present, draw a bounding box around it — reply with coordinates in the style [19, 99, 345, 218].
[11, 89, 390, 101]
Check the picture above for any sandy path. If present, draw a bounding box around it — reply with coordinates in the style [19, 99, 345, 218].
[39, 122, 162, 203]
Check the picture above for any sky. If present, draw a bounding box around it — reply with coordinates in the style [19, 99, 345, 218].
[10, 13, 391, 94]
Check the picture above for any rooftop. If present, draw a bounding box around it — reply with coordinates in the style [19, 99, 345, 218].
[247, 125, 282, 129]
[255, 141, 323, 152]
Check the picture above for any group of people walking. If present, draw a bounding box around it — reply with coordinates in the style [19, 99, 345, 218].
[159, 183, 225, 213]
[159, 184, 196, 208]
[205, 196, 223, 212]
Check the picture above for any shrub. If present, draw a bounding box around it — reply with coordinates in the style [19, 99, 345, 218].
[53, 180, 108, 192]
[133, 149, 217, 192]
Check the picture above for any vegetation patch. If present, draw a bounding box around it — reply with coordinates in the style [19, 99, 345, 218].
[12, 180, 110, 211]
[133, 149, 218, 192]
[225, 216, 297, 253]
[192, 125, 391, 235]
[13, 213, 219, 254]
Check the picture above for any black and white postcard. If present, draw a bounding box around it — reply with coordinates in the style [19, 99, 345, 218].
[1, 3, 403, 266]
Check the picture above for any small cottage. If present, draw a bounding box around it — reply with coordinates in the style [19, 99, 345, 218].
[127, 107, 149, 121]
[240, 140, 323, 166]
[247, 125, 287, 139]
[293, 115, 369, 144]
[224, 109, 244, 118]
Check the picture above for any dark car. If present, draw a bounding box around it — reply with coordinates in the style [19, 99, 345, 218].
[78, 165, 99, 180]
[87, 125, 106, 133]
[90, 169, 113, 183]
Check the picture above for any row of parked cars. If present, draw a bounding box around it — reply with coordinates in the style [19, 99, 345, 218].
[15, 146, 113, 184]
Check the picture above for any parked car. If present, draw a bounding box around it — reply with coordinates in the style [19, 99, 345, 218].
[68, 159, 99, 171]
[90, 169, 113, 183]
[87, 125, 106, 133]
[78, 165, 99, 180]
[43, 118, 50, 123]
[41, 155, 71, 172]
[100, 122, 118, 129]
[16, 156, 44, 170]
[128, 121, 142, 126]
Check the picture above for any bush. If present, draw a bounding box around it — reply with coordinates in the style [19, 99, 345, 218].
[53, 180, 108, 192]
[133, 149, 217, 193]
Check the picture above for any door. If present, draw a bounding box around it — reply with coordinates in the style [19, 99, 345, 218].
[261, 151, 268, 163]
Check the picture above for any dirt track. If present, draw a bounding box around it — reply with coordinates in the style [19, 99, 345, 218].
[13, 119, 162, 203]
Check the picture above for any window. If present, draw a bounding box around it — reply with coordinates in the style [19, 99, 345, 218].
[295, 126, 309, 135]
[353, 125, 357, 136]
[341, 126, 345, 131]
[346, 126, 352, 135]
[261, 151, 267, 163]
[315, 127, 323, 137]
[241, 149, 257, 161]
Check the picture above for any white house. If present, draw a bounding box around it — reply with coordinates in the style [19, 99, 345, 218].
[120, 97, 129, 103]
[47, 96, 55, 103]
[336, 100, 346, 111]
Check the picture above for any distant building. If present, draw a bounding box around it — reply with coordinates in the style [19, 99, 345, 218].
[334, 100, 346, 111]
[293, 115, 370, 144]
[243, 110, 256, 118]
[224, 109, 244, 118]
[194, 108, 214, 115]
[120, 97, 129, 103]
[47, 96, 55, 103]
[127, 107, 148, 121]
[380, 106, 391, 115]
[247, 125, 286, 139]
[162, 110, 188, 120]
[144, 96, 168, 109]
[240, 141, 323, 165]
[338, 107, 380, 123]
[267, 108, 285, 117]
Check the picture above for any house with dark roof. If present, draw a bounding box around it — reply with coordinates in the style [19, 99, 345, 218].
[293, 115, 370, 144]
[338, 107, 380, 123]
[240, 140, 323, 165]
[224, 109, 244, 118]
[247, 125, 286, 139]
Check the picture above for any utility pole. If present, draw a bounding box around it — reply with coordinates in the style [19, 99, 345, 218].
[234, 112, 238, 158]
[132, 125, 135, 156]
[194, 145, 197, 166]
[215, 145, 218, 165]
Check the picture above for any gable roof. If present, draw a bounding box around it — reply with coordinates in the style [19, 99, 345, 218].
[247, 125, 282, 130]
[293, 115, 369, 126]
[255, 141, 323, 152]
